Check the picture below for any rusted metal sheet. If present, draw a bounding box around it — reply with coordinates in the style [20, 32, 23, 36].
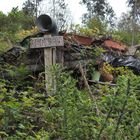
[63, 34, 93, 46]
[103, 40, 127, 51]
[72, 35, 92, 46]
[64, 34, 128, 51]
[30, 36, 64, 49]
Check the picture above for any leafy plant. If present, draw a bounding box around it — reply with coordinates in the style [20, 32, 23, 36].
[0, 64, 140, 140]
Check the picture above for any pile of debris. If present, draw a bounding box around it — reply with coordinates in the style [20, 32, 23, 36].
[1, 14, 140, 83]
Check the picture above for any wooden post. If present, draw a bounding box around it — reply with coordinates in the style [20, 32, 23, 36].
[30, 35, 64, 92]
[44, 47, 52, 90]
[44, 47, 57, 91]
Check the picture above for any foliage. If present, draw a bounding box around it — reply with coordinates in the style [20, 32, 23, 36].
[7, 7, 35, 32]
[0, 38, 12, 54]
[86, 17, 108, 33]
[100, 62, 134, 77]
[16, 27, 39, 41]
[0, 63, 140, 140]
[0, 1, 140, 139]
[70, 22, 108, 37]
[117, 12, 133, 33]
[46, 0, 72, 31]
[111, 30, 140, 46]
[0, 8, 35, 43]
[22, 0, 43, 17]
[0, 11, 8, 32]
[80, 0, 116, 27]
[127, 0, 140, 22]
[70, 24, 99, 37]
[115, 12, 140, 45]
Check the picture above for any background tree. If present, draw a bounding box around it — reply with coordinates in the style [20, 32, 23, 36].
[0, 7, 36, 43]
[127, 0, 140, 45]
[117, 12, 133, 32]
[116, 12, 135, 45]
[22, 0, 43, 17]
[0, 11, 8, 32]
[86, 17, 108, 34]
[45, 0, 72, 30]
[113, 11, 140, 45]
[7, 7, 35, 31]
[80, 0, 116, 27]
[127, 0, 139, 28]
[127, 0, 140, 21]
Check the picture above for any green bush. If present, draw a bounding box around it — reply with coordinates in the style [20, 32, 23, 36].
[0, 64, 140, 139]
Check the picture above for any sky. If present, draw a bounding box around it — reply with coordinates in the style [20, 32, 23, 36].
[0, 0, 128, 24]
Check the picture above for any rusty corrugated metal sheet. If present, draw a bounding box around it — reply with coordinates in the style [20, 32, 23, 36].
[63, 34, 92, 46]
[64, 34, 128, 51]
[72, 35, 92, 46]
[103, 40, 127, 51]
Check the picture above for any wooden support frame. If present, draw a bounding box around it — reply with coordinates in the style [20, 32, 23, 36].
[30, 35, 64, 92]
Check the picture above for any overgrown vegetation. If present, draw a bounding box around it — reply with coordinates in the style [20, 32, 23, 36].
[0, 64, 140, 139]
[0, 0, 140, 139]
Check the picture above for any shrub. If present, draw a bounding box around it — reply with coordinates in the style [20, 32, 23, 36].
[0, 64, 140, 139]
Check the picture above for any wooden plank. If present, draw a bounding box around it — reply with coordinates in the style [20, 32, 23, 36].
[30, 36, 64, 49]
[52, 48, 56, 90]
[44, 48, 53, 90]
[44, 47, 57, 91]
